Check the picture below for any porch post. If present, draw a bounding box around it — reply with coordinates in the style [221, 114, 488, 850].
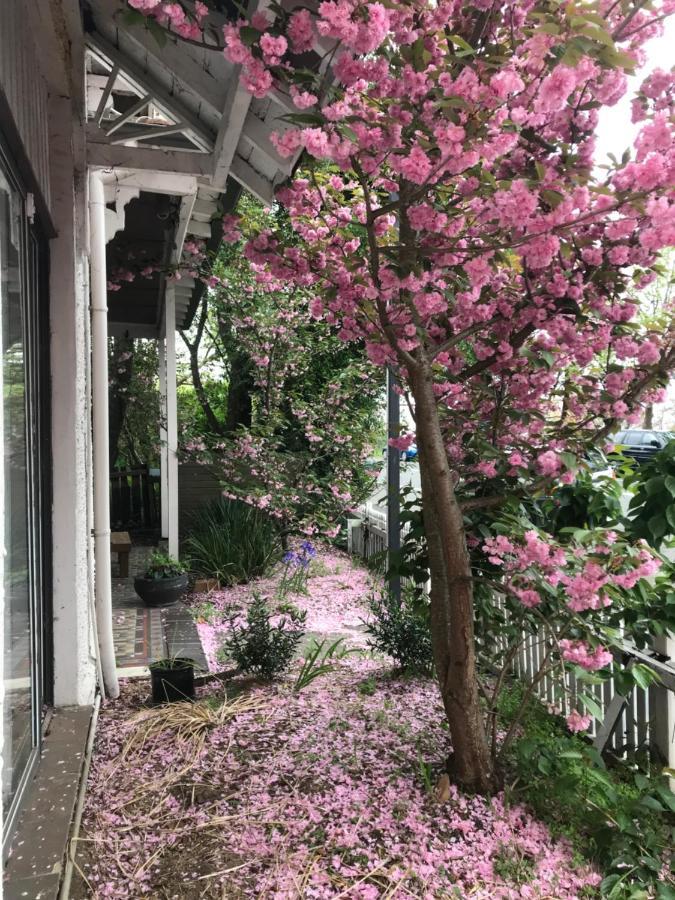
[165, 285, 179, 557]
[158, 335, 169, 540]
[88, 171, 120, 699]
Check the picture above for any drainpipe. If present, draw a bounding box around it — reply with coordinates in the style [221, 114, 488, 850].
[88, 170, 120, 699]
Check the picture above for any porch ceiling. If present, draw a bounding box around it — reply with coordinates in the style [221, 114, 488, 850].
[84, 0, 308, 338]
[107, 190, 177, 337]
[83, 0, 300, 203]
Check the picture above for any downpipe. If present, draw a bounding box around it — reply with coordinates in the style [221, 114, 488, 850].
[88, 171, 120, 700]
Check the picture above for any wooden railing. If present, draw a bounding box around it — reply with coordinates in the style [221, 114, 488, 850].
[110, 467, 160, 531]
[348, 517, 675, 769]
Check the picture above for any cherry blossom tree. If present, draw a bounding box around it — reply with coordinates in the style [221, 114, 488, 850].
[125, 0, 675, 792]
[180, 197, 383, 541]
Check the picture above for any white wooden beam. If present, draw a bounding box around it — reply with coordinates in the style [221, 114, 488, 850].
[87, 130, 214, 175]
[96, 163, 198, 197]
[89, 0, 227, 114]
[212, 75, 254, 190]
[173, 192, 198, 263]
[186, 218, 212, 238]
[242, 111, 293, 174]
[110, 124, 188, 145]
[165, 287, 180, 557]
[87, 32, 215, 151]
[95, 64, 120, 125]
[230, 155, 276, 206]
[104, 93, 152, 135]
[158, 337, 169, 540]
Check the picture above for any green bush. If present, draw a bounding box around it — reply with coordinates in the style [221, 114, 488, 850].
[498, 683, 675, 899]
[143, 551, 186, 579]
[365, 587, 433, 675]
[220, 595, 305, 680]
[184, 497, 279, 585]
[624, 442, 675, 548]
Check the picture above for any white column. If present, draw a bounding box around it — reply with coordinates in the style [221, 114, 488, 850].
[49, 100, 98, 706]
[165, 286, 179, 558]
[88, 171, 119, 699]
[158, 336, 169, 540]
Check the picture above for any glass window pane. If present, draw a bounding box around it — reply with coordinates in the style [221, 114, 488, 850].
[1, 168, 35, 810]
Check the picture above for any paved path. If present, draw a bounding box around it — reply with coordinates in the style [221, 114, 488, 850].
[112, 543, 207, 672]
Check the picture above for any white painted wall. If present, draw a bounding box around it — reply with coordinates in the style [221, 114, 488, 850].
[49, 100, 98, 706]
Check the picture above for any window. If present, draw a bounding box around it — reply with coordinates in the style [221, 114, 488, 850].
[1, 142, 49, 846]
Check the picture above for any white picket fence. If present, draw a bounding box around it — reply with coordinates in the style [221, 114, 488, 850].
[348, 518, 675, 771]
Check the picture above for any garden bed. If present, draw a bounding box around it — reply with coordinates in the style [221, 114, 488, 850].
[74, 548, 601, 899]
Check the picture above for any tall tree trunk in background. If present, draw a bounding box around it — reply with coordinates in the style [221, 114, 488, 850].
[109, 336, 135, 468]
[410, 361, 496, 793]
[225, 349, 254, 432]
[643, 405, 654, 429]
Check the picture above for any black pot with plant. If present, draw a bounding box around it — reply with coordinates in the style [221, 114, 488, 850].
[134, 551, 188, 607]
[149, 656, 196, 703]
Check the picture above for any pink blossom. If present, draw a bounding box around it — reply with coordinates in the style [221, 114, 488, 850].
[536, 451, 561, 477]
[559, 639, 613, 671]
[566, 710, 592, 733]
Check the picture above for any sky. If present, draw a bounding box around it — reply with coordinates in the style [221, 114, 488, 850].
[596, 19, 675, 430]
[596, 17, 675, 162]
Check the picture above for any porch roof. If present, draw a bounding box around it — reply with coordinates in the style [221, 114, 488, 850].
[84, 0, 302, 337]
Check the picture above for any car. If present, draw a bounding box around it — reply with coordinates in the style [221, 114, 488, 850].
[610, 429, 674, 463]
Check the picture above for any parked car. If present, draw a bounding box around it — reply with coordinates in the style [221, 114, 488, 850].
[610, 429, 674, 463]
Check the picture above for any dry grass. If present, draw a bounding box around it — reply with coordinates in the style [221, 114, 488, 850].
[119, 692, 264, 759]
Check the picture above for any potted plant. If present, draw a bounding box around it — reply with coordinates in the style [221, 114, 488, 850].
[149, 656, 196, 703]
[134, 551, 188, 607]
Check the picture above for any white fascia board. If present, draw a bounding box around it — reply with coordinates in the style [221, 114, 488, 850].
[87, 129, 215, 175]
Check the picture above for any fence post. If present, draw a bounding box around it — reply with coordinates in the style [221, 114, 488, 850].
[651, 635, 675, 785]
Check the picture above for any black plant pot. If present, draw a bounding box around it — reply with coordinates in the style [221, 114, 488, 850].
[150, 657, 196, 703]
[133, 573, 189, 607]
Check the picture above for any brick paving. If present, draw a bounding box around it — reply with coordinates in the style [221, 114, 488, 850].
[112, 543, 206, 671]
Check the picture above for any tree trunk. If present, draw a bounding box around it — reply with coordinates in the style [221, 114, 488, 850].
[643, 404, 654, 429]
[410, 363, 496, 792]
[225, 350, 254, 432]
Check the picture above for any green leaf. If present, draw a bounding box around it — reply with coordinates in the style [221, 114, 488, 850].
[239, 25, 261, 45]
[147, 17, 168, 47]
[648, 514, 668, 539]
[579, 24, 616, 48]
[541, 189, 565, 208]
[665, 475, 675, 497]
[645, 476, 665, 496]
[579, 692, 604, 720]
[122, 9, 147, 26]
[639, 794, 664, 812]
[632, 664, 657, 692]
[665, 505, 675, 532]
[448, 34, 475, 55]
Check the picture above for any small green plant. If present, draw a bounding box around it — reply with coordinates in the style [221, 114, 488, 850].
[276, 599, 304, 617]
[185, 497, 279, 585]
[492, 844, 536, 887]
[143, 551, 186, 579]
[191, 600, 218, 624]
[293, 637, 356, 691]
[365, 587, 433, 675]
[357, 675, 377, 696]
[221, 594, 306, 680]
[417, 752, 434, 795]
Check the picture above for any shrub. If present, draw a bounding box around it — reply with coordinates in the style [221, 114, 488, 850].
[498, 683, 675, 900]
[184, 497, 279, 585]
[221, 595, 306, 680]
[365, 588, 433, 675]
[143, 551, 186, 579]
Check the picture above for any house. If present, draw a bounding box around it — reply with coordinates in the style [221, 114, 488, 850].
[0, 0, 304, 889]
